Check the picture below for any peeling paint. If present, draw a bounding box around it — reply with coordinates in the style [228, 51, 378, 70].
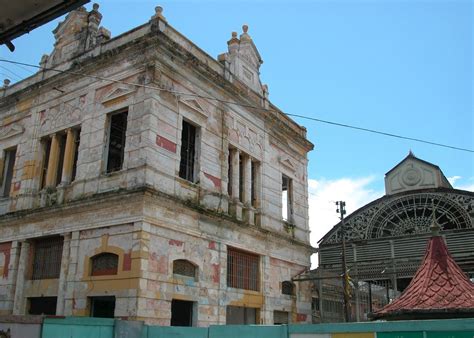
[156, 135, 177, 153]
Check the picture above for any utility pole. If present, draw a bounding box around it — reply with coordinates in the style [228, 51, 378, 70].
[336, 201, 350, 322]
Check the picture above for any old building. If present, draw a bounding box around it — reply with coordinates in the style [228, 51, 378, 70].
[316, 152, 474, 322]
[0, 4, 314, 325]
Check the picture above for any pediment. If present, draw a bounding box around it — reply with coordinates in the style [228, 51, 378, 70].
[179, 97, 208, 119]
[0, 123, 24, 140]
[385, 154, 450, 195]
[280, 156, 297, 173]
[101, 86, 135, 104]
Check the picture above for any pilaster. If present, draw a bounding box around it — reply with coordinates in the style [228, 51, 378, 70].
[12, 241, 29, 315]
[56, 232, 71, 315]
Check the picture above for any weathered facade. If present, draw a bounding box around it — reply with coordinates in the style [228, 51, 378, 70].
[0, 5, 314, 325]
[316, 152, 474, 322]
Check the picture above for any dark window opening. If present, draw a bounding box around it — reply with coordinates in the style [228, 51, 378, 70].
[226, 306, 257, 324]
[1, 147, 16, 197]
[173, 259, 196, 278]
[106, 111, 128, 173]
[91, 252, 119, 276]
[312, 297, 320, 312]
[28, 297, 57, 315]
[251, 160, 258, 207]
[227, 148, 233, 196]
[171, 299, 194, 326]
[282, 175, 292, 222]
[238, 154, 244, 202]
[31, 236, 63, 280]
[179, 120, 197, 182]
[40, 138, 51, 189]
[282, 281, 295, 295]
[227, 248, 259, 291]
[71, 128, 81, 181]
[90, 296, 115, 318]
[273, 310, 289, 325]
[55, 133, 67, 186]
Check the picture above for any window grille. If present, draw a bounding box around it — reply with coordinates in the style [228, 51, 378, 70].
[282, 281, 295, 295]
[106, 111, 128, 173]
[179, 120, 197, 182]
[31, 236, 63, 280]
[173, 259, 196, 278]
[1, 147, 16, 197]
[91, 252, 119, 276]
[227, 248, 259, 291]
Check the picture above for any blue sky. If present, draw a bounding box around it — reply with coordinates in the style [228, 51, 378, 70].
[1, 1, 472, 258]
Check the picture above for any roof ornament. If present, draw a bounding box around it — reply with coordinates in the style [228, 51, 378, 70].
[408, 149, 415, 157]
[430, 203, 441, 236]
[240, 24, 251, 41]
[151, 6, 166, 21]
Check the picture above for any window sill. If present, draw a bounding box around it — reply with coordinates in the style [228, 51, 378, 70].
[176, 176, 199, 188]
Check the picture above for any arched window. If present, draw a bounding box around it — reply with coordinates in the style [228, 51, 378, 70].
[282, 281, 295, 295]
[173, 259, 196, 278]
[91, 253, 118, 276]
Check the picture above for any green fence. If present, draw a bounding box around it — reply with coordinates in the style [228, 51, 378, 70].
[40, 317, 474, 338]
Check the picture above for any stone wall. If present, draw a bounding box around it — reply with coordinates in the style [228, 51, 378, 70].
[0, 4, 314, 325]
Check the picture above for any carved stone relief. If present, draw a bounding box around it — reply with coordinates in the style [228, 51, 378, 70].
[226, 115, 263, 158]
[0, 122, 24, 140]
[39, 94, 86, 134]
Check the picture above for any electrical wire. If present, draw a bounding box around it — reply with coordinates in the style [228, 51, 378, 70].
[0, 65, 23, 81]
[0, 58, 472, 154]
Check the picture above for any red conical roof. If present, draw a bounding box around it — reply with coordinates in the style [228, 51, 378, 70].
[372, 234, 474, 320]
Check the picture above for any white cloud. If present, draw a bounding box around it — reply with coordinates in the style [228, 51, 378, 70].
[449, 176, 474, 192]
[448, 176, 462, 186]
[308, 176, 384, 268]
[454, 183, 474, 192]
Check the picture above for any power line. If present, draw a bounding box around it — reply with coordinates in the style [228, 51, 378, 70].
[1, 58, 472, 154]
[0, 65, 23, 81]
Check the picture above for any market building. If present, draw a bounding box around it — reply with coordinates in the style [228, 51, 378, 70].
[0, 4, 314, 325]
[314, 152, 474, 322]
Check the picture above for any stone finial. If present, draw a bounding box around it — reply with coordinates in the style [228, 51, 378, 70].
[3, 79, 10, 88]
[97, 27, 111, 44]
[227, 31, 239, 51]
[40, 54, 49, 68]
[240, 24, 251, 41]
[151, 6, 166, 21]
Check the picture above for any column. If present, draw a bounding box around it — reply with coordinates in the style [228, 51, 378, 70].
[60, 129, 77, 184]
[242, 155, 251, 205]
[230, 149, 240, 201]
[56, 233, 71, 315]
[242, 155, 254, 224]
[65, 231, 80, 316]
[13, 241, 30, 315]
[5, 241, 20, 313]
[390, 240, 398, 294]
[45, 133, 60, 187]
